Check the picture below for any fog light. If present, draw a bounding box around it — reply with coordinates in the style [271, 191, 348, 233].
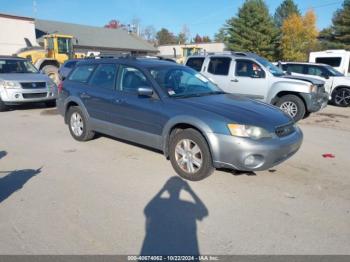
[243, 154, 264, 169]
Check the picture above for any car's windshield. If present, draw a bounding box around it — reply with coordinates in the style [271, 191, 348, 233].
[149, 66, 224, 98]
[324, 65, 344, 77]
[0, 59, 38, 74]
[255, 56, 285, 77]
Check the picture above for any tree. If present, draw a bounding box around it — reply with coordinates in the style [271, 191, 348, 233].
[177, 33, 187, 44]
[156, 28, 177, 45]
[331, 0, 350, 47]
[224, 0, 278, 60]
[214, 27, 227, 42]
[142, 25, 156, 42]
[194, 34, 203, 43]
[274, 0, 300, 28]
[202, 36, 211, 43]
[281, 10, 318, 61]
[104, 19, 123, 29]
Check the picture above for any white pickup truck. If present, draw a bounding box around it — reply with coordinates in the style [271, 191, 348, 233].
[185, 52, 328, 121]
[278, 62, 350, 107]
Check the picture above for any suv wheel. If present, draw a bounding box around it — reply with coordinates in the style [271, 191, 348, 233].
[67, 106, 95, 141]
[332, 87, 350, 107]
[0, 97, 8, 112]
[169, 128, 214, 181]
[276, 95, 305, 122]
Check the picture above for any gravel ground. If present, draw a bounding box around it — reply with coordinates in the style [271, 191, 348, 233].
[0, 104, 349, 255]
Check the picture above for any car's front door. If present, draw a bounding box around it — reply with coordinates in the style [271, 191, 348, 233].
[228, 59, 268, 100]
[111, 65, 166, 149]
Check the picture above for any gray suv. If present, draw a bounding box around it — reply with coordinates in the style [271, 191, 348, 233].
[0, 56, 57, 111]
[57, 57, 303, 181]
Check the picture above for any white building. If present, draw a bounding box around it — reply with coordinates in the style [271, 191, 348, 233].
[0, 13, 38, 55]
[158, 42, 226, 61]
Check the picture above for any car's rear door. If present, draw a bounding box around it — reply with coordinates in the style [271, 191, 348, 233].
[202, 56, 232, 90]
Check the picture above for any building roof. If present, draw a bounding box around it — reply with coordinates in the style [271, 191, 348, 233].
[0, 12, 34, 22]
[35, 19, 157, 53]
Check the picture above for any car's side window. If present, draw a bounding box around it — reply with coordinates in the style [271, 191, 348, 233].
[306, 66, 324, 77]
[186, 57, 205, 72]
[89, 64, 117, 90]
[286, 64, 304, 74]
[235, 60, 265, 78]
[208, 57, 231, 75]
[68, 65, 95, 83]
[117, 65, 150, 94]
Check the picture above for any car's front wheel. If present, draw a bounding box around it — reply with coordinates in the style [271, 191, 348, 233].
[67, 106, 95, 141]
[332, 87, 350, 107]
[169, 128, 214, 181]
[276, 95, 306, 122]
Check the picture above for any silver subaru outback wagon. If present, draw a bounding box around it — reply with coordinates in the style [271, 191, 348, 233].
[0, 56, 57, 111]
[57, 57, 303, 181]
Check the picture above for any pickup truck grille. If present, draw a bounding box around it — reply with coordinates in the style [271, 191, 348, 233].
[275, 123, 295, 137]
[20, 82, 46, 89]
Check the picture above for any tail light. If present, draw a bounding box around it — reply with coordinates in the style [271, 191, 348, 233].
[58, 82, 63, 94]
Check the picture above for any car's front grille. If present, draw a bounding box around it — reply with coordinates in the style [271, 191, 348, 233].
[20, 82, 46, 89]
[275, 123, 295, 137]
[22, 93, 47, 99]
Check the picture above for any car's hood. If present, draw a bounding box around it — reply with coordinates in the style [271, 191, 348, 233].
[175, 94, 292, 130]
[0, 73, 51, 82]
[282, 74, 325, 85]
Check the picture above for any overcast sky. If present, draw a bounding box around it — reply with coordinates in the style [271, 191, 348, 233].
[0, 0, 343, 38]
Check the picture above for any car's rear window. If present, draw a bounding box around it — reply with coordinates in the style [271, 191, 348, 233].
[186, 57, 205, 72]
[68, 65, 95, 83]
[315, 57, 342, 67]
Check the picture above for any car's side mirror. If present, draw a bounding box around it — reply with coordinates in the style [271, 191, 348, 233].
[137, 87, 153, 97]
[324, 74, 330, 79]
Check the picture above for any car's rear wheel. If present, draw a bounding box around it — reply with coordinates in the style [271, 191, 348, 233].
[0, 97, 8, 112]
[276, 95, 305, 122]
[67, 106, 95, 141]
[169, 128, 214, 181]
[331, 87, 350, 107]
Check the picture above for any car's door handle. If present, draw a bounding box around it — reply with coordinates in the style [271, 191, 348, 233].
[80, 92, 91, 99]
[114, 98, 125, 104]
[231, 79, 239, 82]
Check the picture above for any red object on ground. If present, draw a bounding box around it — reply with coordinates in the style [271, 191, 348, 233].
[322, 153, 335, 158]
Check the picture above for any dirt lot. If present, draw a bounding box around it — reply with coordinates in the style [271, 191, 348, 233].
[0, 105, 349, 255]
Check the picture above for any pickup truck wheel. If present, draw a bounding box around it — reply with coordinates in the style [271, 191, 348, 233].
[67, 106, 95, 141]
[169, 128, 214, 181]
[276, 95, 305, 122]
[0, 97, 8, 112]
[332, 87, 350, 107]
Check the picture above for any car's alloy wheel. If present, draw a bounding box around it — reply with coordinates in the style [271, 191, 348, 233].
[70, 112, 84, 137]
[175, 139, 203, 174]
[333, 88, 350, 107]
[280, 101, 298, 118]
[169, 128, 214, 181]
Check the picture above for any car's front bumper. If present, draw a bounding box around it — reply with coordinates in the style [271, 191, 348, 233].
[207, 127, 303, 171]
[0, 87, 57, 104]
[300, 92, 328, 113]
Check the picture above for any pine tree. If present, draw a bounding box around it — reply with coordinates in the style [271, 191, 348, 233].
[332, 0, 350, 47]
[225, 0, 278, 60]
[274, 0, 300, 28]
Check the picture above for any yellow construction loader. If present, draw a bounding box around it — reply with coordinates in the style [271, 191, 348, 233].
[16, 34, 84, 83]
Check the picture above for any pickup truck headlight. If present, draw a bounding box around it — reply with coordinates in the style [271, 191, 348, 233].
[310, 84, 318, 93]
[0, 80, 21, 89]
[227, 124, 273, 139]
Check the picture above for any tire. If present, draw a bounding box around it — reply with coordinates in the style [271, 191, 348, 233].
[0, 97, 8, 112]
[45, 100, 56, 107]
[331, 87, 350, 107]
[169, 128, 214, 181]
[42, 65, 59, 85]
[276, 95, 306, 122]
[67, 106, 95, 141]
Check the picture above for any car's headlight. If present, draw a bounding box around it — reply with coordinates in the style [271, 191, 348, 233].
[0, 80, 21, 89]
[227, 124, 273, 139]
[310, 84, 318, 93]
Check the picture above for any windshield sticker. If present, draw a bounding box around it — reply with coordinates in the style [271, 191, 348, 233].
[195, 73, 208, 83]
[168, 89, 176, 95]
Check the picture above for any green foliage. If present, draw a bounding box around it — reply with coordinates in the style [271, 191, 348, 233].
[332, 0, 350, 47]
[156, 28, 177, 45]
[214, 28, 227, 42]
[224, 0, 278, 60]
[274, 0, 300, 28]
